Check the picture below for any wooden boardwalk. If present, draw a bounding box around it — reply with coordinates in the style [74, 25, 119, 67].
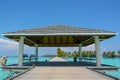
[49, 57, 68, 62]
[13, 57, 115, 80]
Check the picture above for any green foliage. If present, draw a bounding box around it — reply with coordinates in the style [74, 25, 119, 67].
[118, 50, 120, 55]
[57, 48, 62, 57]
[111, 51, 115, 57]
[57, 48, 120, 58]
[57, 48, 96, 58]
[82, 51, 96, 58]
[103, 52, 107, 57]
[102, 51, 116, 58]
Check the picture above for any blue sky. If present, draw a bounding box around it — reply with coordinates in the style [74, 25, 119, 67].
[0, 0, 120, 56]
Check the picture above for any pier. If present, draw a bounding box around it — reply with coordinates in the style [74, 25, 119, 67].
[13, 57, 115, 80]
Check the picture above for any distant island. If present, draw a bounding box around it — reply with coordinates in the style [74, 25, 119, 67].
[56, 48, 120, 58]
[102, 51, 120, 58]
[43, 48, 120, 58]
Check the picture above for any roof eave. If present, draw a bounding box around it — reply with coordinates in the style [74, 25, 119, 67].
[2, 33, 117, 36]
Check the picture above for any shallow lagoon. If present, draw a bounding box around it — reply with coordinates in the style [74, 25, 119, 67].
[0, 56, 52, 80]
[0, 56, 120, 79]
[64, 57, 120, 78]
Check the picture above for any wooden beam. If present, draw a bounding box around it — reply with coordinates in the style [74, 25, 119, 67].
[35, 36, 44, 43]
[81, 37, 93, 44]
[25, 37, 37, 45]
[48, 36, 50, 46]
[66, 36, 69, 44]
[54, 36, 56, 44]
[60, 36, 62, 43]
[37, 44, 78, 47]
[75, 36, 80, 43]
[72, 36, 81, 43]
[37, 43, 75, 44]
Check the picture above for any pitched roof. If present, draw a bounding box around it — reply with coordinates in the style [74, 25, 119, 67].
[3, 25, 115, 36]
[2, 25, 117, 47]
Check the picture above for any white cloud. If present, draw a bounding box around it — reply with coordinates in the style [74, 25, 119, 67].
[0, 38, 18, 50]
[82, 44, 95, 51]
[60, 47, 78, 52]
[0, 38, 96, 53]
[60, 44, 95, 52]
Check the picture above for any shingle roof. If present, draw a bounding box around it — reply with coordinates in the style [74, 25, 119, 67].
[3, 25, 115, 35]
[2, 25, 116, 47]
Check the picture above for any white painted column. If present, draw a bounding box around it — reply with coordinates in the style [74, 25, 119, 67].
[95, 36, 101, 67]
[35, 44, 38, 62]
[18, 36, 24, 66]
[79, 44, 82, 61]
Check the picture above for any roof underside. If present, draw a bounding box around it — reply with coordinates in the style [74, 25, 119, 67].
[2, 25, 116, 47]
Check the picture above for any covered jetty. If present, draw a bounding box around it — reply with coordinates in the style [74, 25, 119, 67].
[2, 25, 116, 67]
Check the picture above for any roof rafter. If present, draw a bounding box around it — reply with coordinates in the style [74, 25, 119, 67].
[25, 37, 37, 45]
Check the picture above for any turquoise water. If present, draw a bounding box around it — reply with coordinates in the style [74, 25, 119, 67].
[0, 56, 120, 79]
[101, 57, 120, 78]
[0, 56, 18, 80]
[64, 57, 120, 78]
[64, 57, 120, 66]
[0, 56, 52, 80]
[64, 57, 96, 63]
[38, 56, 52, 61]
[101, 57, 120, 66]
[23, 56, 52, 62]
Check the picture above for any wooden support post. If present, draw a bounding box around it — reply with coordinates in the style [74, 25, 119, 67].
[95, 36, 101, 67]
[18, 36, 24, 66]
[79, 44, 82, 61]
[35, 44, 38, 62]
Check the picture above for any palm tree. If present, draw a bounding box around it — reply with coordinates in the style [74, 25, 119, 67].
[57, 48, 62, 57]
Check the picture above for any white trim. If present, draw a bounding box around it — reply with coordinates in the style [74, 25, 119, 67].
[2, 32, 117, 36]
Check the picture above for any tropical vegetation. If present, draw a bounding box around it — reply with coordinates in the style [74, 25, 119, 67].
[103, 50, 120, 58]
[57, 48, 120, 58]
[57, 48, 95, 58]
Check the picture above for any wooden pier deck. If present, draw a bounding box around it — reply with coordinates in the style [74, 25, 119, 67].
[13, 57, 115, 80]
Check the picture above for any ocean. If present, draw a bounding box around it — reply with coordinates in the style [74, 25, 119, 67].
[0, 56, 52, 80]
[64, 57, 120, 78]
[0, 56, 120, 79]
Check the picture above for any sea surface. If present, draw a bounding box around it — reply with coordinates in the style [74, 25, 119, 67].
[0, 56, 52, 80]
[64, 57, 120, 78]
[0, 56, 120, 79]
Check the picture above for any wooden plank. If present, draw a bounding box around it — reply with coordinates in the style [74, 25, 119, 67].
[13, 57, 115, 80]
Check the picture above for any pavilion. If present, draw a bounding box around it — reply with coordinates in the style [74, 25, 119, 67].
[2, 25, 116, 67]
